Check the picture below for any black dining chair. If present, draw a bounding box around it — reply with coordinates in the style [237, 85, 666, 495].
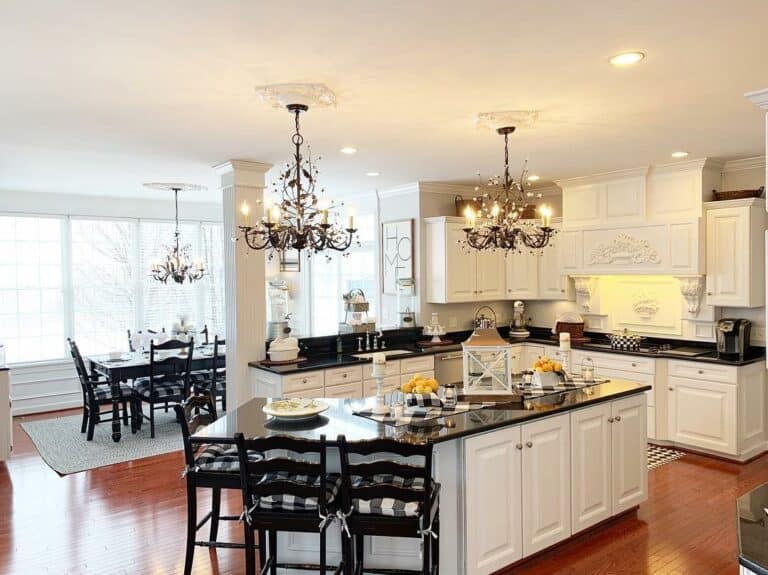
[193, 336, 226, 411]
[337, 437, 440, 575]
[175, 393, 259, 575]
[135, 338, 194, 438]
[234, 433, 344, 575]
[67, 338, 138, 441]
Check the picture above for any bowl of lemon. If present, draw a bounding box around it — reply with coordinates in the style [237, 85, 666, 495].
[400, 373, 441, 414]
[531, 356, 565, 387]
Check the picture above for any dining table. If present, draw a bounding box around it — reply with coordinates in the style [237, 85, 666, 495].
[88, 347, 225, 442]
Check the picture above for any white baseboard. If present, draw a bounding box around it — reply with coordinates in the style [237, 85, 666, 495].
[12, 393, 81, 416]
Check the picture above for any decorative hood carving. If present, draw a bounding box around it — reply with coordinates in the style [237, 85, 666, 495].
[590, 233, 661, 266]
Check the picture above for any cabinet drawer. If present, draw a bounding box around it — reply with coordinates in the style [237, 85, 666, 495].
[324, 381, 363, 399]
[667, 360, 736, 384]
[362, 360, 400, 379]
[401, 371, 435, 385]
[283, 387, 324, 399]
[363, 375, 401, 397]
[325, 365, 363, 387]
[571, 350, 655, 375]
[596, 367, 655, 406]
[282, 370, 325, 394]
[401, 355, 435, 374]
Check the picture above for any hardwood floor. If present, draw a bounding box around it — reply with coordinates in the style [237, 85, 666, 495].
[1, 409, 767, 575]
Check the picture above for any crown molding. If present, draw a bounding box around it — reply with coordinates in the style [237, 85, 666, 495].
[377, 182, 420, 199]
[213, 159, 273, 175]
[746, 88, 768, 110]
[555, 166, 648, 187]
[418, 181, 479, 197]
[528, 184, 562, 197]
[650, 157, 724, 175]
[722, 156, 765, 173]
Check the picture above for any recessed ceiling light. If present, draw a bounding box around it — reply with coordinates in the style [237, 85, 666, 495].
[609, 51, 646, 67]
[340, 146, 357, 155]
[671, 151, 689, 158]
[366, 171, 380, 177]
[527, 174, 540, 182]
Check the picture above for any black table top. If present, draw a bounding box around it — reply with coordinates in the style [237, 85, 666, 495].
[739, 482, 768, 575]
[191, 379, 650, 445]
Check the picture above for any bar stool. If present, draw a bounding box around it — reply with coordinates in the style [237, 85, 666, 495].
[337, 437, 440, 575]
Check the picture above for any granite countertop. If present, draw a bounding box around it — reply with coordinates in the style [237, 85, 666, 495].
[250, 334, 764, 375]
[739, 482, 768, 575]
[192, 379, 650, 445]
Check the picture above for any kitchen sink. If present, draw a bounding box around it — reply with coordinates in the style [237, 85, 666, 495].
[350, 349, 415, 359]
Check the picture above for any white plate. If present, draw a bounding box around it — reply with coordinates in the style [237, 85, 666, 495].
[262, 399, 329, 421]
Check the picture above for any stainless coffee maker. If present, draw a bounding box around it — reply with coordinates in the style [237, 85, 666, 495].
[716, 318, 751, 359]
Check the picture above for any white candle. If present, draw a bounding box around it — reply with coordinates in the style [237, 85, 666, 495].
[371, 352, 386, 377]
[539, 204, 552, 228]
[240, 201, 251, 226]
[559, 331, 571, 351]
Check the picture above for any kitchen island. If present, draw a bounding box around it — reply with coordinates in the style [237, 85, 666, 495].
[194, 380, 650, 575]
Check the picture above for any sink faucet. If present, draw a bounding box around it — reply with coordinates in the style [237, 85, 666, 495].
[365, 330, 372, 351]
[379, 330, 386, 350]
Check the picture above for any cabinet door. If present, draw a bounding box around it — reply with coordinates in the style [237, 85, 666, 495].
[476, 249, 505, 300]
[611, 394, 648, 514]
[538, 228, 568, 300]
[465, 426, 523, 574]
[571, 403, 613, 533]
[324, 381, 363, 399]
[596, 367, 655, 440]
[505, 251, 538, 299]
[446, 223, 477, 302]
[668, 376, 737, 454]
[705, 207, 749, 306]
[521, 413, 571, 556]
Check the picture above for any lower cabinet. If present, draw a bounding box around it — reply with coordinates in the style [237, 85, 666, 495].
[465, 395, 648, 575]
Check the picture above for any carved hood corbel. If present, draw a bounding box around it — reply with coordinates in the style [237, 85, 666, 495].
[572, 276, 598, 312]
[675, 275, 705, 315]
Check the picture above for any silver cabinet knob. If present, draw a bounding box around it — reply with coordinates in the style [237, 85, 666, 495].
[615, 415, 622, 422]
[526, 441, 533, 448]
[668, 387, 674, 391]
[697, 370, 704, 375]
[343, 373, 348, 379]
[302, 378, 308, 384]
[706, 292, 713, 296]
[608, 417, 614, 423]
[515, 443, 523, 450]
[560, 289, 565, 293]
[631, 363, 637, 367]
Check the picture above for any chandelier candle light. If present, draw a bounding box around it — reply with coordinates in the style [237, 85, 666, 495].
[143, 183, 207, 284]
[462, 126, 555, 252]
[238, 104, 358, 258]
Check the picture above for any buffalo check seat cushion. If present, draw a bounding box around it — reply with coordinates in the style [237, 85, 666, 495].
[135, 377, 186, 400]
[194, 376, 226, 394]
[350, 474, 436, 517]
[194, 443, 262, 473]
[92, 383, 135, 402]
[250, 471, 342, 512]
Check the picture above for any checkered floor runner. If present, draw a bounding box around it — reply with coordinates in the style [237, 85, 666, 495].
[648, 444, 685, 470]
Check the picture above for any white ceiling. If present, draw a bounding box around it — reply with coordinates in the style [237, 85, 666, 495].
[1, 0, 766, 204]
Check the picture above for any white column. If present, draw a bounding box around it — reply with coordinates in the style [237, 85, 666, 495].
[216, 159, 273, 409]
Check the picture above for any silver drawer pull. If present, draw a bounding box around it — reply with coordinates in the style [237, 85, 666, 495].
[668, 387, 674, 391]
[343, 373, 348, 378]
[526, 441, 533, 448]
[515, 443, 523, 450]
[631, 362, 637, 367]
[608, 417, 614, 423]
[697, 370, 704, 375]
[440, 354, 463, 361]
[302, 378, 308, 384]
[615, 415, 622, 422]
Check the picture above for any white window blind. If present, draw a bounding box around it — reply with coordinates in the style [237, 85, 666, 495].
[0, 216, 65, 363]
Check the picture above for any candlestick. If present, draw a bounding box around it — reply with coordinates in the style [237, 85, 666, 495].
[539, 204, 552, 228]
[240, 200, 251, 226]
[321, 209, 329, 225]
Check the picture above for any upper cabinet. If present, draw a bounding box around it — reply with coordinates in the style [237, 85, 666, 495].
[704, 198, 766, 308]
[560, 167, 648, 228]
[505, 222, 570, 301]
[425, 217, 505, 304]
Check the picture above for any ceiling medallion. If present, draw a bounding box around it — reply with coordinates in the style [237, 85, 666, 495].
[143, 182, 207, 284]
[476, 110, 539, 131]
[254, 83, 337, 109]
[462, 126, 555, 252]
[238, 104, 358, 259]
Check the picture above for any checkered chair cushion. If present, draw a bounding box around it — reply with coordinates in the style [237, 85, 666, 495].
[92, 383, 135, 402]
[253, 472, 342, 512]
[194, 443, 262, 473]
[135, 378, 186, 401]
[189, 371, 212, 385]
[350, 474, 434, 517]
[194, 377, 226, 394]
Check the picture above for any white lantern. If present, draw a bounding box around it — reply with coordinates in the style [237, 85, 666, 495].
[462, 324, 513, 395]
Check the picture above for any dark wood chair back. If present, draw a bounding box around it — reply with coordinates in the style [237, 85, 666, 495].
[211, 336, 225, 386]
[149, 337, 194, 395]
[337, 437, 434, 518]
[235, 433, 330, 516]
[174, 393, 218, 468]
[67, 338, 98, 405]
[127, 329, 135, 352]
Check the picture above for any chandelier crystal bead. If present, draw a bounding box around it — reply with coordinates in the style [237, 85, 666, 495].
[462, 126, 555, 252]
[238, 104, 358, 259]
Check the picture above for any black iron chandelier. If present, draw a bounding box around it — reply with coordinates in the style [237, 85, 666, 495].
[143, 182, 206, 284]
[462, 126, 555, 252]
[238, 104, 357, 258]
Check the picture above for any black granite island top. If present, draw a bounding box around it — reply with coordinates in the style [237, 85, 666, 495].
[738, 482, 768, 575]
[192, 379, 650, 445]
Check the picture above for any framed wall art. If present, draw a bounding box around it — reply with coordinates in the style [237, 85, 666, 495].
[381, 219, 413, 294]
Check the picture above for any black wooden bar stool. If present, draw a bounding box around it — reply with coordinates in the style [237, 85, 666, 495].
[337, 437, 440, 575]
[234, 433, 344, 575]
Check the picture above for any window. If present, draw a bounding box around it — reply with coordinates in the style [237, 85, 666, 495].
[0, 214, 225, 363]
[0, 216, 65, 363]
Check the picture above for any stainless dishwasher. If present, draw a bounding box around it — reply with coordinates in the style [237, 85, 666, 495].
[435, 350, 464, 386]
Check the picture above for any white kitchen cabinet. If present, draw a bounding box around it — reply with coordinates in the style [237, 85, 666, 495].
[522, 345, 545, 370]
[521, 413, 571, 556]
[570, 402, 612, 533]
[425, 217, 505, 304]
[595, 367, 656, 440]
[611, 394, 648, 514]
[283, 387, 324, 399]
[667, 375, 737, 455]
[505, 250, 538, 300]
[324, 381, 363, 399]
[538, 226, 570, 300]
[363, 375, 401, 397]
[465, 426, 523, 574]
[705, 199, 766, 307]
[0, 369, 11, 461]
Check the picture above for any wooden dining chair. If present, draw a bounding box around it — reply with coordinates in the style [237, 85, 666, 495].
[135, 338, 193, 438]
[234, 433, 344, 575]
[193, 336, 226, 411]
[337, 437, 440, 575]
[67, 338, 138, 440]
